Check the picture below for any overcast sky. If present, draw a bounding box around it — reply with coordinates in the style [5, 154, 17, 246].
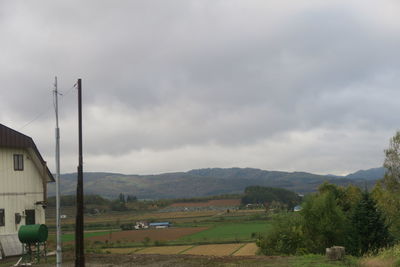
[1, 1, 399, 175]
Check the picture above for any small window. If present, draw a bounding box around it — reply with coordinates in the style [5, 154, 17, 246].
[0, 209, 4, 226]
[13, 154, 24, 171]
[25, 210, 35, 225]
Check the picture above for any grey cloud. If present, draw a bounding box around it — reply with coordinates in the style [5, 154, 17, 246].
[1, 1, 400, 174]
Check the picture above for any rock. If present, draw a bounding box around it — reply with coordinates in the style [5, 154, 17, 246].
[326, 246, 345, 260]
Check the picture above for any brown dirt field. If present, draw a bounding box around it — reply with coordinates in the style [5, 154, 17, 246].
[233, 243, 259, 256]
[135, 245, 193, 255]
[170, 199, 241, 207]
[88, 227, 208, 242]
[182, 243, 243, 256]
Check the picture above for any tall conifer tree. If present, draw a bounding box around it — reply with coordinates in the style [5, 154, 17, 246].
[348, 192, 392, 256]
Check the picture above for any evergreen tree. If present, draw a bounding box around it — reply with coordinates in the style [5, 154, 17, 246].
[119, 193, 126, 203]
[348, 192, 393, 256]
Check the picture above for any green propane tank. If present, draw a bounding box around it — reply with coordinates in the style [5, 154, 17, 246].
[18, 224, 48, 243]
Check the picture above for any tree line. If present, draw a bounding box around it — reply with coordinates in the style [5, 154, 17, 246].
[241, 186, 301, 210]
[47, 193, 138, 211]
[258, 131, 400, 256]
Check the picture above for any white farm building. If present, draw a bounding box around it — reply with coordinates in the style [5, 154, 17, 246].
[0, 124, 54, 258]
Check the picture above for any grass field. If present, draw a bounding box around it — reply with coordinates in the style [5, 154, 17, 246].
[178, 221, 271, 242]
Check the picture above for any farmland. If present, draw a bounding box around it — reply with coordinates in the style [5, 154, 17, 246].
[104, 243, 249, 256]
[38, 198, 356, 266]
[46, 198, 270, 247]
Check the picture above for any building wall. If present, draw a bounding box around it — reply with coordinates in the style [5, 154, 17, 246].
[0, 148, 46, 235]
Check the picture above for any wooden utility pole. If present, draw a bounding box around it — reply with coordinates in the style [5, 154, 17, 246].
[75, 78, 85, 267]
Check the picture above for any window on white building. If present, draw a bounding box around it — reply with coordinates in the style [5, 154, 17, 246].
[13, 154, 24, 171]
[0, 209, 4, 226]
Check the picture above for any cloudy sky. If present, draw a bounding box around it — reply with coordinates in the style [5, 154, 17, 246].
[1, 1, 399, 175]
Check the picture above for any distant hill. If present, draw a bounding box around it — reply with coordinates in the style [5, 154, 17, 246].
[345, 167, 385, 180]
[48, 167, 382, 199]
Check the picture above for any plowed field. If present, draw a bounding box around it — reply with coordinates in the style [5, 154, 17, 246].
[88, 227, 208, 242]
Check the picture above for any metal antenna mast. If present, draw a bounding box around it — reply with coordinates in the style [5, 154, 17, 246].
[53, 76, 62, 267]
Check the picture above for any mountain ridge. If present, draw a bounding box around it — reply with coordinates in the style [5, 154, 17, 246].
[48, 167, 383, 199]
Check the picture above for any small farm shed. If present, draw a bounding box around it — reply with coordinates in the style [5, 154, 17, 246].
[149, 222, 171, 228]
[0, 124, 54, 258]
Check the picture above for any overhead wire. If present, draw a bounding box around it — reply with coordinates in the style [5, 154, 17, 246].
[18, 82, 77, 131]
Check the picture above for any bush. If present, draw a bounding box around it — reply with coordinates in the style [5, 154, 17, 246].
[257, 213, 306, 255]
[120, 223, 134, 230]
[154, 240, 166, 246]
[301, 192, 347, 253]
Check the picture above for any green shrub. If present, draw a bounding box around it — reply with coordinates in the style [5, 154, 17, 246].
[257, 212, 306, 255]
[301, 192, 347, 253]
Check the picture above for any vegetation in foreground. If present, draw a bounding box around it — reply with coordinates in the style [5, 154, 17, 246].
[258, 131, 400, 261]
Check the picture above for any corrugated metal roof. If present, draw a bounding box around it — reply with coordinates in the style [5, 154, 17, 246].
[149, 222, 171, 226]
[0, 123, 55, 182]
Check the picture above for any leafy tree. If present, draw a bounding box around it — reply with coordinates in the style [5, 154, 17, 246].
[347, 192, 393, 256]
[373, 131, 400, 238]
[383, 131, 400, 190]
[318, 182, 362, 214]
[341, 185, 362, 213]
[301, 191, 347, 253]
[318, 182, 342, 199]
[257, 212, 306, 255]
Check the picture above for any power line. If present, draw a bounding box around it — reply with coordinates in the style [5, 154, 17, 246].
[18, 82, 77, 131]
[18, 107, 53, 131]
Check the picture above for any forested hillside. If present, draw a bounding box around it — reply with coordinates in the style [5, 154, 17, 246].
[48, 167, 379, 199]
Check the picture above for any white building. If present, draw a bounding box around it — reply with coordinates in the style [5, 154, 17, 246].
[0, 124, 54, 258]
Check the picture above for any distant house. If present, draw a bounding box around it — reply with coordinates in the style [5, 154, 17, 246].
[294, 205, 302, 212]
[134, 221, 149, 230]
[149, 222, 171, 229]
[0, 124, 54, 258]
